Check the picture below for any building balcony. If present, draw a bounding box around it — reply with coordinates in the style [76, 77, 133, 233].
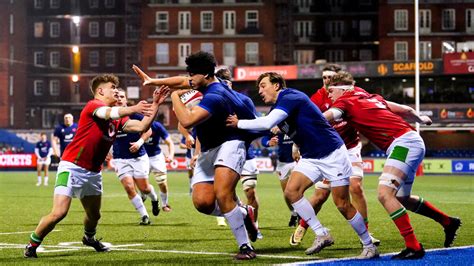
[238, 27, 261, 35]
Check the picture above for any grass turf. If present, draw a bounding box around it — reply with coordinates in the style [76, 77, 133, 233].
[0, 171, 472, 264]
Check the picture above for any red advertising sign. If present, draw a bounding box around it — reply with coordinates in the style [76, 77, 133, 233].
[0, 154, 37, 168]
[234, 65, 298, 81]
[443, 52, 474, 74]
[362, 159, 374, 172]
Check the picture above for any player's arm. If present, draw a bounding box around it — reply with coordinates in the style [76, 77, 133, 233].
[34, 146, 41, 158]
[323, 108, 343, 123]
[386, 101, 432, 125]
[51, 134, 60, 157]
[171, 91, 210, 129]
[292, 143, 300, 162]
[226, 109, 288, 131]
[190, 137, 201, 169]
[47, 146, 53, 158]
[123, 86, 170, 133]
[132, 65, 191, 89]
[94, 100, 153, 121]
[164, 136, 175, 162]
[129, 128, 152, 153]
[178, 123, 195, 148]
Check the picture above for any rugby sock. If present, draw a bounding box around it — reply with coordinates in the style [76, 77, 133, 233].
[131, 194, 148, 217]
[84, 228, 96, 240]
[348, 211, 373, 247]
[37, 176, 41, 184]
[391, 207, 421, 251]
[223, 205, 250, 247]
[146, 185, 158, 202]
[299, 218, 309, 229]
[292, 198, 327, 236]
[414, 197, 451, 227]
[44, 176, 48, 185]
[364, 218, 369, 230]
[291, 210, 298, 216]
[29, 232, 43, 246]
[160, 192, 168, 206]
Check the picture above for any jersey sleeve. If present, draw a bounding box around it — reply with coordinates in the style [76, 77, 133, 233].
[53, 126, 61, 137]
[152, 121, 169, 139]
[273, 92, 299, 115]
[197, 93, 223, 115]
[310, 89, 326, 110]
[330, 98, 349, 114]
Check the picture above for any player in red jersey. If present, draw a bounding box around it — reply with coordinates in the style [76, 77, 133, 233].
[24, 74, 170, 258]
[323, 71, 461, 260]
[291, 64, 379, 247]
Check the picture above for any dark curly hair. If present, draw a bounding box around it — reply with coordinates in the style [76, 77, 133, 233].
[185, 51, 216, 77]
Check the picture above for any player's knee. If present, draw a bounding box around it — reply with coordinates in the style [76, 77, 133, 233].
[193, 200, 215, 215]
[284, 186, 300, 203]
[49, 210, 68, 223]
[349, 182, 363, 196]
[242, 178, 257, 191]
[154, 173, 167, 184]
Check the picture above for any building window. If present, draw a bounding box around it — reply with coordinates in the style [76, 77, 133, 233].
[89, 0, 99, 8]
[105, 0, 115, 8]
[359, 49, 372, 61]
[394, 9, 408, 31]
[442, 41, 455, 54]
[105, 51, 115, 66]
[295, 50, 314, 65]
[223, 42, 236, 66]
[9, 45, 14, 65]
[50, 0, 59, 8]
[34, 51, 44, 66]
[245, 11, 258, 28]
[420, 41, 432, 60]
[9, 75, 14, 96]
[442, 9, 455, 30]
[223, 11, 236, 35]
[155, 43, 169, 64]
[9, 14, 14, 34]
[201, 11, 213, 32]
[50, 51, 60, 68]
[420, 9, 431, 34]
[89, 51, 99, 67]
[34, 80, 44, 96]
[34, 0, 43, 9]
[245, 42, 259, 64]
[295, 21, 313, 42]
[105, 21, 115, 37]
[155, 12, 169, 32]
[359, 20, 371, 36]
[467, 9, 474, 33]
[327, 20, 344, 39]
[50, 80, 60, 96]
[34, 22, 44, 37]
[394, 41, 408, 61]
[50, 22, 60, 38]
[89, 22, 99, 37]
[178, 43, 191, 66]
[326, 50, 344, 62]
[42, 109, 62, 128]
[201, 42, 214, 54]
[9, 104, 14, 127]
[297, 0, 313, 13]
[178, 11, 191, 35]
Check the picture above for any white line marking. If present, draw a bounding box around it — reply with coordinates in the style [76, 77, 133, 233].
[278, 245, 474, 265]
[0, 230, 61, 235]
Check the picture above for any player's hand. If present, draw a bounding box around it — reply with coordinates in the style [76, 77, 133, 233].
[132, 65, 153, 86]
[420, 115, 432, 125]
[190, 154, 199, 169]
[133, 100, 153, 116]
[153, 85, 170, 105]
[129, 142, 141, 153]
[270, 126, 281, 134]
[165, 156, 173, 163]
[226, 114, 239, 128]
[292, 144, 300, 162]
[185, 135, 195, 149]
[268, 136, 278, 147]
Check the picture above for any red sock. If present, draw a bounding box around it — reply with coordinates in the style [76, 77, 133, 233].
[391, 208, 421, 251]
[415, 198, 451, 227]
[364, 218, 369, 230]
[300, 218, 309, 229]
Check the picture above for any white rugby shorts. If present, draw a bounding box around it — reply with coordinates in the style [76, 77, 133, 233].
[149, 152, 167, 174]
[113, 154, 150, 180]
[54, 161, 102, 199]
[276, 161, 295, 181]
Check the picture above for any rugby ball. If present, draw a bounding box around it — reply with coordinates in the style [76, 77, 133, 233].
[180, 90, 203, 108]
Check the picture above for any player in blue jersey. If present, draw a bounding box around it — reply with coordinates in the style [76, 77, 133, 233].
[133, 52, 260, 260]
[52, 113, 78, 158]
[144, 119, 175, 212]
[35, 133, 53, 186]
[178, 124, 196, 195]
[226, 72, 378, 259]
[261, 130, 300, 227]
[112, 89, 159, 225]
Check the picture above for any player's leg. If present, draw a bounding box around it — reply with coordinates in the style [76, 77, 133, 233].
[134, 154, 160, 216]
[43, 158, 50, 186]
[121, 176, 150, 224]
[80, 195, 110, 252]
[277, 162, 299, 226]
[150, 153, 170, 212]
[36, 162, 42, 186]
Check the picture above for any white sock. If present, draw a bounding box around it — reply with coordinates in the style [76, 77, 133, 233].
[131, 194, 148, 217]
[255, 220, 259, 229]
[223, 205, 250, 247]
[160, 192, 168, 206]
[348, 211, 373, 247]
[210, 201, 222, 216]
[44, 176, 48, 184]
[291, 210, 298, 216]
[146, 185, 158, 202]
[37, 176, 41, 183]
[292, 197, 327, 236]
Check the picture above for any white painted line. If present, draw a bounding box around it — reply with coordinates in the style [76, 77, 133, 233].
[278, 245, 474, 265]
[0, 229, 61, 235]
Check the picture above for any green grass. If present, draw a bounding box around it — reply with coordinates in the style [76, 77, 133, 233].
[0, 171, 472, 264]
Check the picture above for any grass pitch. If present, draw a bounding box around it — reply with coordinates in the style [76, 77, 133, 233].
[0, 171, 472, 264]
